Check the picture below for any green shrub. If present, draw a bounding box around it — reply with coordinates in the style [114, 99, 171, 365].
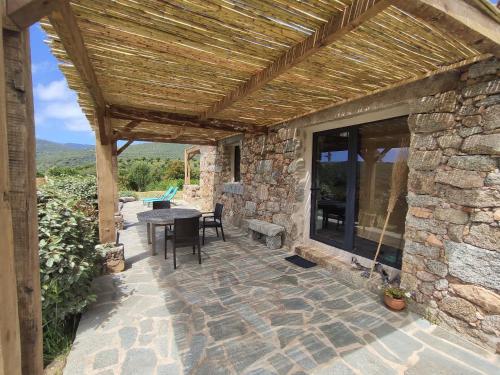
[38, 177, 101, 365]
[146, 178, 184, 191]
[125, 161, 153, 191]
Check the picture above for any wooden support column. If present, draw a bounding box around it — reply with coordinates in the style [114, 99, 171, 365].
[95, 115, 116, 243]
[4, 26, 43, 375]
[0, 9, 22, 375]
[111, 140, 119, 214]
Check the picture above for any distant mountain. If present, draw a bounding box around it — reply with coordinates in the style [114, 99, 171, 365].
[36, 139, 188, 171]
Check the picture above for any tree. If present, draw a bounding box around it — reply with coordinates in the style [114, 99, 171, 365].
[126, 161, 152, 191]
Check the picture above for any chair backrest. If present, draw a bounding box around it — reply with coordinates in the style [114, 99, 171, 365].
[214, 203, 224, 221]
[165, 187, 178, 200]
[156, 187, 173, 199]
[153, 200, 171, 210]
[173, 217, 199, 242]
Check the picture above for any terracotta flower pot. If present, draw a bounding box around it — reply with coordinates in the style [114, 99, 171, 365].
[384, 294, 406, 311]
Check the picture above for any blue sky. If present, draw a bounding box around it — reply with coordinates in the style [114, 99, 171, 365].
[30, 23, 95, 144]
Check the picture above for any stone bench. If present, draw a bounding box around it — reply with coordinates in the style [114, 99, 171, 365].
[246, 219, 284, 249]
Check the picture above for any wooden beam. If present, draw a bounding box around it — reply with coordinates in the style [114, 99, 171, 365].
[47, 0, 108, 142]
[117, 134, 217, 146]
[109, 105, 266, 134]
[7, 0, 58, 29]
[116, 140, 133, 156]
[201, 0, 393, 119]
[0, 9, 22, 375]
[4, 27, 43, 375]
[124, 120, 141, 131]
[394, 0, 500, 56]
[95, 128, 116, 243]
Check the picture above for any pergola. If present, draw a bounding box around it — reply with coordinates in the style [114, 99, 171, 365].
[0, 0, 499, 374]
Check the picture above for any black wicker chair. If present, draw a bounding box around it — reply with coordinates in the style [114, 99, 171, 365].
[165, 216, 201, 269]
[152, 200, 171, 209]
[201, 203, 225, 245]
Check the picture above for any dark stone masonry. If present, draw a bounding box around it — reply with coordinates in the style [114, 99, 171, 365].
[205, 58, 500, 352]
[402, 59, 500, 352]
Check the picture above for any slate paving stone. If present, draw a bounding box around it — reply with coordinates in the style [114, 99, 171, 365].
[312, 359, 356, 375]
[121, 348, 157, 375]
[369, 323, 422, 361]
[270, 313, 304, 327]
[341, 347, 397, 375]
[280, 298, 313, 311]
[119, 327, 137, 349]
[321, 298, 352, 310]
[320, 322, 363, 349]
[276, 327, 304, 349]
[157, 363, 180, 375]
[414, 331, 499, 375]
[304, 289, 329, 301]
[200, 302, 227, 317]
[93, 349, 118, 369]
[208, 315, 248, 341]
[300, 333, 336, 364]
[246, 368, 279, 375]
[405, 349, 483, 375]
[226, 338, 274, 372]
[285, 345, 316, 370]
[62, 201, 500, 375]
[269, 353, 294, 375]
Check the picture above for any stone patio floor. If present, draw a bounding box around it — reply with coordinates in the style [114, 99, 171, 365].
[63, 201, 500, 375]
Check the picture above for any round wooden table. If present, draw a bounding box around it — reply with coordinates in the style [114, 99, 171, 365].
[137, 208, 201, 255]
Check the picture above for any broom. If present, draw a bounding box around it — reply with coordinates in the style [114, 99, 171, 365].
[368, 147, 408, 279]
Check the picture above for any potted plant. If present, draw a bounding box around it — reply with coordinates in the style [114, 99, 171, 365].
[383, 286, 410, 311]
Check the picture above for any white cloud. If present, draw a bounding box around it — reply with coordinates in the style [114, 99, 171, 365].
[31, 61, 54, 75]
[43, 101, 83, 120]
[64, 119, 91, 132]
[35, 79, 74, 101]
[33, 78, 92, 133]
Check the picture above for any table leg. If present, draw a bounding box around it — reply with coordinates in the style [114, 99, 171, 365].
[147, 223, 151, 244]
[152, 224, 157, 255]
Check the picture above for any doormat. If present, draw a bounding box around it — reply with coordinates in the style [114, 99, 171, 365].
[285, 255, 317, 269]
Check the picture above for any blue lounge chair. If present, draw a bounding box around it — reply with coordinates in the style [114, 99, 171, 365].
[142, 186, 173, 205]
[146, 187, 178, 207]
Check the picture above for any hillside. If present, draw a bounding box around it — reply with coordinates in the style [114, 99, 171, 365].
[36, 139, 187, 171]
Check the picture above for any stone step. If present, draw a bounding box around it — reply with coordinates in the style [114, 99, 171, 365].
[294, 245, 383, 295]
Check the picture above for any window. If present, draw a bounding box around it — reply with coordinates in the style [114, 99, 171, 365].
[233, 145, 241, 182]
[310, 117, 409, 269]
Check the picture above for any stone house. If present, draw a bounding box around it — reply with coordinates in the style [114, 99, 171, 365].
[186, 58, 500, 351]
[2, 0, 500, 372]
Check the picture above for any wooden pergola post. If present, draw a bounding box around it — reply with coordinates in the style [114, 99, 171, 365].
[0, 8, 22, 375]
[3, 24, 43, 375]
[95, 115, 117, 243]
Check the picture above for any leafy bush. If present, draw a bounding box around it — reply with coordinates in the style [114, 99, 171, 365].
[125, 161, 153, 191]
[38, 176, 101, 365]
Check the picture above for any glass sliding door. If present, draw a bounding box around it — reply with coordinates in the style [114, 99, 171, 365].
[310, 130, 355, 248]
[310, 117, 409, 269]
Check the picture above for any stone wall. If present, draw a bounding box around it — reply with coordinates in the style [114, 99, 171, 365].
[183, 146, 217, 211]
[183, 184, 200, 200]
[401, 58, 500, 352]
[213, 127, 307, 246]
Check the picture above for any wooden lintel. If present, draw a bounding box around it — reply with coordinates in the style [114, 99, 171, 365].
[394, 0, 500, 56]
[201, 0, 393, 119]
[116, 140, 133, 156]
[109, 105, 266, 134]
[117, 133, 217, 146]
[7, 0, 58, 29]
[47, 0, 108, 140]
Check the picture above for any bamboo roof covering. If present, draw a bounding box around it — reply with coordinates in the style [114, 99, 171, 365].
[40, 0, 500, 143]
